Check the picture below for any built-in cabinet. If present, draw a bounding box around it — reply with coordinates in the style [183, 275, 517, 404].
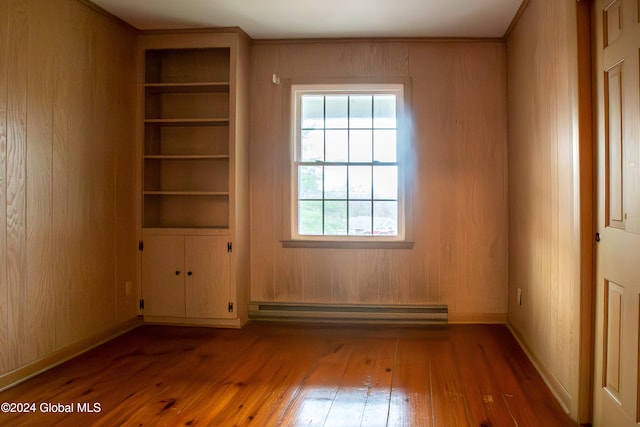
[138, 30, 250, 327]
[141, 234, 231, 318]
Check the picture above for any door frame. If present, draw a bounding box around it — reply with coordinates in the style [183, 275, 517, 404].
[577, 0, 596, 424]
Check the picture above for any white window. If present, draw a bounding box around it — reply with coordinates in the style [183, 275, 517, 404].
[291, 84, 405, 241]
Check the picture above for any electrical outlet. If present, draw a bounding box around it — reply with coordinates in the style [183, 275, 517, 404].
[517, 288, 522, 306]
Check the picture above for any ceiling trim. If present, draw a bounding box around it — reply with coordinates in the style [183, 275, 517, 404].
[139, 26, 251, 39]
[503, 0, 532, 39]
[252, 36, 505, 45]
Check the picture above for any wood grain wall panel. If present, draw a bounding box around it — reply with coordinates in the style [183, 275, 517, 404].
[112, 27, 138, 324]
[506, 0, 583, 418]
[50, 0, 75, 349]
[0, 0, 8, 373]
[249, 41, 508, 318]
[5, 0, 29, 370]
[0, 0, 137, 380]
[25, 0, 57, 362]
[408, 42, 508, 315]
[51, 1, 136, 344]
[52, 0, 94, 345]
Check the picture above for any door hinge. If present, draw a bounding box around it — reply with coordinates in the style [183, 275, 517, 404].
[227, 242, 232, 253]
[138, 240, 144, 251]
[228, 302, 234, 313]
[139, 299, 145, 310]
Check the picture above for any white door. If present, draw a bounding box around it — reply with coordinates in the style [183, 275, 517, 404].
[593, 0, 640, 425]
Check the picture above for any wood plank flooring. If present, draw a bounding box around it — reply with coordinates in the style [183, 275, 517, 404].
[0, 322, 577, 426]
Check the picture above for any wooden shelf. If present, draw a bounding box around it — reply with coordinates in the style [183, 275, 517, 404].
[143, 227, 230, 235]
[144, 82, 230, 93]
[145, 47, 230, 84]
[144, 154, 230, 160]
[144, 191, 230, 196]
[142, 46, 232, 230]
[144, 118, 229, 125]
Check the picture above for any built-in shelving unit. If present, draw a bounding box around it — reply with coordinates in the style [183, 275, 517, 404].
[143, 47, 231, 229]
[138, 31, 251, 327]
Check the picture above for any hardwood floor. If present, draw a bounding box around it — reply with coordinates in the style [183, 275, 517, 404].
[0, 322, 577, 426]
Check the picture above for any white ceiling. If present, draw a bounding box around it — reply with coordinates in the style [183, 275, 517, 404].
[91, 0, 524, 39]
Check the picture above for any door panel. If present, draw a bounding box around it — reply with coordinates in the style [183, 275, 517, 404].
[605, 62, 625, 228]
[185, 235, 231, 318]
[594, 0, 640, 425]
[604, 281, 623, 398]
[604, 0, 623, 46]
[141, 234, 185, 317]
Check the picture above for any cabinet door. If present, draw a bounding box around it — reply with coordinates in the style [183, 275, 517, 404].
[185, 235, 231, 318]
[142, 234, 185, 317]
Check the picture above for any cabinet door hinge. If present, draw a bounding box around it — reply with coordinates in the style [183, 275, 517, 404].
[228, 302, 234, 313]
[138, 240, 144, 251]
[139, 299, 145, 310]
[227, 242, 232, 253]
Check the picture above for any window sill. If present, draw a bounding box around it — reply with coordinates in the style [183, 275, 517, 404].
[281, 240, 414, 249]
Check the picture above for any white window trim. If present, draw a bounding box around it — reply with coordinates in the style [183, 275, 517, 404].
[287, 83, 410, 246]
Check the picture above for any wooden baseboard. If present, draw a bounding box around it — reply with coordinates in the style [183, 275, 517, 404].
[448, 312, 507, 324]
[0, 317, 142, 392]
[507, 323, 573, 415]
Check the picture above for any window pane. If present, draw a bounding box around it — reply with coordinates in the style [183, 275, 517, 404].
[349, 95, 372, 128]
[326, 96, 348, 128]
[373, 166, 398, 199]
[300, 130, 324, 161]
[298, 165, 323, 199]
[299, 201, 323, 235]
[349, 165, 372, 199]
[373, 201, 398, 235]
[325, 201, 347, 235]
[373, 95, 396, 128]
[324, 166, 347, 199]
[373, 130, 396, 162]
[349, 201, 372, 235]
[349, 130, 372, 163]
[326, 130, 348, 162]
[301, 95, 324, 129]
[294, 86, 403, 239]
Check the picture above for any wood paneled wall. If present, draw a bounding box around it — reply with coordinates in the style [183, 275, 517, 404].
[506, 0, 584, 419]
[249, 40, 509, 321]
[0, 0, 137, 382]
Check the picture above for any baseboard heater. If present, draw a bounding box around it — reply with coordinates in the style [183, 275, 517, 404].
[248, 302, 448, 324]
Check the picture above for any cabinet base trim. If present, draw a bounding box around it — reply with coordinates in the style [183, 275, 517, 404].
[143, 316, 243, 328]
